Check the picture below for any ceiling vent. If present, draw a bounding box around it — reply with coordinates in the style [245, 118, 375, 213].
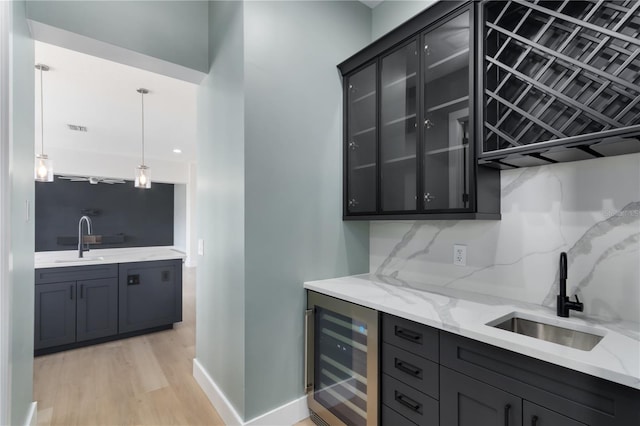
[67, 124, 88, 132]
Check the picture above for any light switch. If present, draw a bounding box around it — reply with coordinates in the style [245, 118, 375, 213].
[198, 239, 204, 256]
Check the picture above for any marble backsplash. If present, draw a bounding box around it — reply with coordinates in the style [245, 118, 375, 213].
[370, 153, 640, 324]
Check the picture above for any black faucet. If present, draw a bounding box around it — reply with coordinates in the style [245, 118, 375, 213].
[557, 252, 583, 317]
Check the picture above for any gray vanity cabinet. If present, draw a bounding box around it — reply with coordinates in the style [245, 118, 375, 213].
[34, 264, 118, 351]
[523, 401, 587, 426]
[440, 367, 523, 426]
[34, 281, 76, 349]
[440, 332, 640, 426]
[118, 259, 182, 334]
[76, 278, 118, 342]
[381, 314, 440, 425]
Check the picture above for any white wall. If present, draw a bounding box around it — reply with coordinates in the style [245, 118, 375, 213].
[47, 146, 190, 184]
[186, 162, 197, 267]
[26, 0, 208, 83]
[174, 183, 186, 251]
[372, 0, 436, 40]
[371, 154, 640, 323]
[5, 1, 36, 425]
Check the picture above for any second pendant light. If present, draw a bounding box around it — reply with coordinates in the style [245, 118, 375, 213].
[135, 88, 151, 189]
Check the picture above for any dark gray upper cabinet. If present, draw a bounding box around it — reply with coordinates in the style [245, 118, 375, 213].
[339, 1, 501, 220]
[479, 0, 640, 169]
[118, 259, 182, 334]
[346, 62, 378, 214]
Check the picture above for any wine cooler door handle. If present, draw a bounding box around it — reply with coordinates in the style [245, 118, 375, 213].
[304, 309, 313, 393]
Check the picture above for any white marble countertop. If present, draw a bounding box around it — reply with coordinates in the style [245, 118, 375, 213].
[35, 246, 186, 269]
[304, 273, 640, 390]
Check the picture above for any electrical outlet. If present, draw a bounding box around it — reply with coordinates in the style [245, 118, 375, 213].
[197, 239, 204, 256]
[453, 244, 467, 266]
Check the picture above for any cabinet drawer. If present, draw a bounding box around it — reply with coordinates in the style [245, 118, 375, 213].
[382, 374, 439, 426]
[36, 264, 118, 284]
[382, 314, 439, 361]
[381, 404, 416, 426]
[382, 342, 439, 399]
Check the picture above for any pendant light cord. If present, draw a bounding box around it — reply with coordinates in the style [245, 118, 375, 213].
[39, 66, 44, 156]
[141, 90, 145, 166]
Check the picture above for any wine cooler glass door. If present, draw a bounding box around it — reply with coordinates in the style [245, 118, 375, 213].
[307, 292, 378, 426]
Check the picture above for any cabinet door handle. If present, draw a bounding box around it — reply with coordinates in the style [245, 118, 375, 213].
[424, 119, 435, 129]
[424, 192, 436, 203]
[531, 415, 538, 426]
[395, 391, 421, 413]
[304, 309, 313, 393]
[80, 284, 84, 299]
[504, 404, 511, 426]
[395, 358, 422, 378]
[70, 285, 73, 300]
[395, 326, 422, 343]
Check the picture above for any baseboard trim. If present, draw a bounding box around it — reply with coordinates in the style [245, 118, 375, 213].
[24, 401, 37, 426]
[193, 358, 244, 425]
[193, 358, 309, 426]
[244, 395, 308, 426]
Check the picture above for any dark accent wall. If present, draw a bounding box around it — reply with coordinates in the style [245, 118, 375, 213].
[36, 176, 174, 252]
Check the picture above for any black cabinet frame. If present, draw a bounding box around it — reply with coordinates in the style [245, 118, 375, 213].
[339, 1, 501, 220]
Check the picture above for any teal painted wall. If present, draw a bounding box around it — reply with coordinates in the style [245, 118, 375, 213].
[9, 1, 35, 425]
[243, 0, 370, 420]
[372, 0, 436, 40]
[195, 0, 246, 417]
[26, 0, 208, 73]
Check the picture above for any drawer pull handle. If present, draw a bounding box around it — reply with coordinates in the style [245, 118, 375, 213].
[504, 404, 511, 426]
[531, 415, 538, 426]
[395, 391, 421, 413]
[395, 326, 422, 343]
[395, 359, 421, 378]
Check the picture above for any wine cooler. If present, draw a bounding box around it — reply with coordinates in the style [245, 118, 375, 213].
[305, 291, 379, 426]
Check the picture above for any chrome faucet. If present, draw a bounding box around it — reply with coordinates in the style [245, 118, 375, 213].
[557, 252, 583, 317]
[78, 215, 93, 258]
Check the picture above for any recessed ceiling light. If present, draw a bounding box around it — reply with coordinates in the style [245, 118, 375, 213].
[173, 148, 182, 154]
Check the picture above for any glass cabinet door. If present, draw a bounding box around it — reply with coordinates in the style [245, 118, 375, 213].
[422, 11, 471, 211]
[313, 306, 370, 426]
[380, 40, 419, 212]
[346, 64, 377, 214]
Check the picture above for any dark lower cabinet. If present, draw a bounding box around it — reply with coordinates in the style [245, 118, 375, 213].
[35, 260, 182, 355]
[523, 401, 587, 426]
[379, 312, 640, 426]
[76, 278, 118, 342]
[118, 259, 182, 333]
[34, 277, 118, 351]
[34, 281, 76, 350]
[440, 366, 523, 426]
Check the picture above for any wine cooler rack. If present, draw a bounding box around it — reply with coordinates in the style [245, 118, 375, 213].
[480, 0, 640, 168]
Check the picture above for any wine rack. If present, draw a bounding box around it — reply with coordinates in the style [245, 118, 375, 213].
[480, 0, 640, 168]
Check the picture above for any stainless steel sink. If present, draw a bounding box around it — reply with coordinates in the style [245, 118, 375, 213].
[490, 314, 604, 351]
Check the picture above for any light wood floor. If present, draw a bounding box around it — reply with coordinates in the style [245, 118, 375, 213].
[34, 267, 226, 426]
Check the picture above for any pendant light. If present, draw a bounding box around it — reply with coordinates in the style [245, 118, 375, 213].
[135, 88, 151, 189]
[34, 64, 53, 182]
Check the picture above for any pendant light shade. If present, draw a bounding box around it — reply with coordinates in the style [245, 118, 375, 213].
[35, 64, 53, 182]
[135, 88, 151, 189]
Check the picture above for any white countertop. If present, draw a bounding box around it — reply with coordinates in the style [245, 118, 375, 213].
[35, 246, 186, 269]
[304, 273, 640, 390]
